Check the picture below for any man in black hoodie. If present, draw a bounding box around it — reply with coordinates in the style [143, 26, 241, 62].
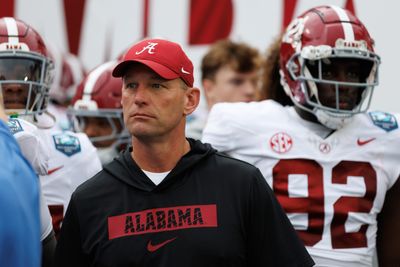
[54, 38, 314, 267]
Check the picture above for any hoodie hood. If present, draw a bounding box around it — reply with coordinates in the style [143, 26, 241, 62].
[103, 138, 216, 192]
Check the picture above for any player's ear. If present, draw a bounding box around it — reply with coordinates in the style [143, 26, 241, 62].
[183, 87, 200, 116]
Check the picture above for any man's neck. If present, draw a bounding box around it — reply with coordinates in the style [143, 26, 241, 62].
[293, 105, 335, 138]
[294, 105, 319, 124]
[131, 134, 191, 173]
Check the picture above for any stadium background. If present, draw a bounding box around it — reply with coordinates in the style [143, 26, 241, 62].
[1, 0, 398, 114]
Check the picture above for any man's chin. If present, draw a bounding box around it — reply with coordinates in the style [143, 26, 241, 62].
[131, 128, 158, 139]
[324, 102, 357, 111]
[4, 104, 25, 109]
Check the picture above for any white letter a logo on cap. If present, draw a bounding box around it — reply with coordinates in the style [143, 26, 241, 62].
[136, 42, 158, 55]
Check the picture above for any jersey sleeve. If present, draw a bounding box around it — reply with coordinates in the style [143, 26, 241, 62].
[246, 168, 314, 267]
[13, 119, 50, 176]
[55, 195, 89, 267]
[202, 103, 237, 152]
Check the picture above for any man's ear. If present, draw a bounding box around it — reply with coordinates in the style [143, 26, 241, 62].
[183, 87, 200, 116]
[120, 82, 124, 107]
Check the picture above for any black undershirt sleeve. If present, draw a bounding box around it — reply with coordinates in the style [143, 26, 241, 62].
[41, 229, 56, 267]
[54, 195, 89, 267]
[246, 169, 315, 267]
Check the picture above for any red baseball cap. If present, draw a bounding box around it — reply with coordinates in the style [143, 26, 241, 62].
[112, 38, 194, 87]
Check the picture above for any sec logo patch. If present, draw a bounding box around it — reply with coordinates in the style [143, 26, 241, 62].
[270, 132, 292, 153]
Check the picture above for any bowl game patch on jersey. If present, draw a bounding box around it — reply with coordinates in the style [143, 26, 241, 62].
[7, 118, 24, 134]
[52, 133, 81, 156]
[368, 111, 398, 132]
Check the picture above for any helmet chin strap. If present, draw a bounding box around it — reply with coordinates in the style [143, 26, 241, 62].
[313, 108, 353, 129]
[30, 111, 56, 129]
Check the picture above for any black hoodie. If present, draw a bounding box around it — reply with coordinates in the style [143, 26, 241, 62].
[55, 139, 314, 267]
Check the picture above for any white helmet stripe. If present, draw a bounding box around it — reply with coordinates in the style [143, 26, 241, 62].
[83, 61, 116, 101]
[330, 5, 355, 41]
[4, 17, 19, 45]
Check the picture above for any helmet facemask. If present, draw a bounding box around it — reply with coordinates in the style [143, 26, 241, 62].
[0, 51, 53, 117]
[69, 106, 129, 146]
[68, 106, 130, 165]
[283, 43, 380, 129]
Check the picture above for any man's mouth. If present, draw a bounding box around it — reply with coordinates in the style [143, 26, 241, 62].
[3, 99, 26, 109]
[131, 113, 155, 119]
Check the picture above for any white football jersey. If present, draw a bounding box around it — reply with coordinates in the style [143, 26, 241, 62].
[7, 118, 53, 241]
[202, 100, 400, 267]
[35, 113, 102, 235]
[185, 107, 208, 140]
[8, 118, 49, 175]
[47, 103, 71, 131]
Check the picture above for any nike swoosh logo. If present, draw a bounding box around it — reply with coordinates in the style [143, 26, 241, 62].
[357, 138, 376, 146]
[48, 165, 64, 175]
[147, 237, 177, 252]
[181, 67, 191, 74]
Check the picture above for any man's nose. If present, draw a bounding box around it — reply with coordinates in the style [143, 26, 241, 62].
[84, 123, 99, 138]
[133, 86, 149, 105]
[336, 72, 360, 100]
[242, 81, 257, 100]
[336, 71, 348, 83]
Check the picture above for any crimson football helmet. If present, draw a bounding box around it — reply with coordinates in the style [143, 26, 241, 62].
[0, 17, 53, 116]
[69, 60, 129, 163]
[280, 5, 380, 129]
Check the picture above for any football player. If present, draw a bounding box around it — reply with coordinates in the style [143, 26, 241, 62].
[0, 17, 102, 238]
[202, 5, 400, 267]
[186, 39, 262, 139]
[47, 42, 86, 131]
[69, 60, 130, 165]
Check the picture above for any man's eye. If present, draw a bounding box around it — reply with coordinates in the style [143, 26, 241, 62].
[125, 83, 137, 89]
[230, 79, 243, 86]
[347, 71, 360, 80]
[152, 83, 161, 89]
[322, 70, 333, 79]
[97, 119, 110, 127]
